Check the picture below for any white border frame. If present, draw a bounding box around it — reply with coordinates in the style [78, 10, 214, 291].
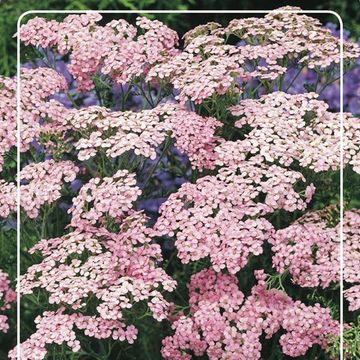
[16, 9, 344, 360]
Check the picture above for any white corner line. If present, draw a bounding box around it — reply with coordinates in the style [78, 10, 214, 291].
[338, 12, 344, 360]
[16, 11, 21, 359]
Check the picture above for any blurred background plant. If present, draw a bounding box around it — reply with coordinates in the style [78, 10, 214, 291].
[1, 0, 360, 77]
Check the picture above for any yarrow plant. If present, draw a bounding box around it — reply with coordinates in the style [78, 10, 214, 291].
[0, 6, 359, 360]
[0, 270, 16, 334]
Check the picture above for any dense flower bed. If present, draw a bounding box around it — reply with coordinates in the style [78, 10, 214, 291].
[0, 6, 359, 360]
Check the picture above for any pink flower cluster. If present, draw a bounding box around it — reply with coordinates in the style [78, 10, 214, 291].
[344, 115, 360, 174]
[0, 180, 16, 218]
[154, 160, 314, 273]
[17, 170, 176, 356]
[19, 16, 61, 49]
[102, 17, 179, 86]
[228, 92, 360, 173]
[68, 169, 141, 227]
[270, 221, 339, 288]
[280, 301, 339, 357]
[58, 13, 114, 91]
[344, 285, 360, 313]
[9, 308, 138, 360]
[20, 14, 179, 91]
[20, 159, 79, 218]
[20, 67, 68, 150]
[66, 103, 222, 170]
[162, 269, 339, 359]
[147, 7, 359, 104]
[2, 68, 68, 155]
[165, 105, 223, 170]
[224, 6, 359, 69]
[0, 269, 16, 333]
[21, 13, 112, 91]
[343, 210, 360, 311]
[67, 105, 172, 161]
[20, 212, 175, 317]
[271, 207, 360, 311]
[147, 49, 245, 104]
[0, 76, 17, 172]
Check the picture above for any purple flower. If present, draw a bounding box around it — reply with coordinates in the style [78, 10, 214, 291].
[138, 197, 166, 213]
[69, 179, 83, 193]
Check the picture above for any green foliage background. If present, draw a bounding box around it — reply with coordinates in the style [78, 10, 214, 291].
[1, 0, 360, 77]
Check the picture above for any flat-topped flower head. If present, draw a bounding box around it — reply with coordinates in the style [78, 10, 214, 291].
[20, 67, 69, 150]
[165, 105, 223, 170]
[147, 49, 245, 104]
[66, 103, 222, 170]
[67, 105, 172, 161]
[280, 301, 339, 357]
[0, 270, 16, 333]
[154, 159, 314, 274]
[342, 210, 360, 311]
[0, 180, 16, 219]
[2, 68, 68, 155]
[19, 14, 179, 91]
[344, 285, 360, 312]
[224, 6, 359, 69]
[0, 76, 17, 171]
[162, 268, 339, 360]
[69, 170, 141, 227]
[148, 10, 359, 105]
[20, 159, 79, 219]
[17, 212, 176, 358]
[270, 220, 339, 288]
[228, 92, 360, 173]
[9, 308, 138, 360]
[22, 212, 176, 313]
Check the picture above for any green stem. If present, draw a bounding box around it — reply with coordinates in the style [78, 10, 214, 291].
[318, 74, 344, 95]
[138, 84, 154, 108]
[142, 135, 172, 189]
[66, 91, 79, 109]
[120, 84, 126, 111]
[278, 73, 284, 91]
[147, 82, 155, 107]
[40, 206, 50, 238]
[314, 71, 321, 92]
[94, 85, 103, 107]
[285, 65, 305, 92]
[32, 46, 80, 109]
[165, 250, 177, 270]
[154, 85, 163, 106]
